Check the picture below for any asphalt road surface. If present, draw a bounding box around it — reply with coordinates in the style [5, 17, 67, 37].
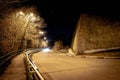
[32, 51, 120, 80]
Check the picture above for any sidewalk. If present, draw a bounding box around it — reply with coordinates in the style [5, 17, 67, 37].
[0, 54, 26, 80]
[66, 49, 120, 59]
[77, 55, 120, 59]
[66, 53, 120, 59]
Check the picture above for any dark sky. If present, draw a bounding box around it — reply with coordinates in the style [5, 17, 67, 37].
[31, 0, 120, 46]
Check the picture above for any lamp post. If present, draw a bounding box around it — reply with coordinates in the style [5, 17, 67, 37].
[19, 12, 35, 49]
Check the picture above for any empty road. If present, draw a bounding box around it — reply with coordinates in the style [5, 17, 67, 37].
[32, 51, 120, 80]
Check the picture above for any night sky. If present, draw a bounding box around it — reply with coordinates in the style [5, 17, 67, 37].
[31, 0, 120, 46]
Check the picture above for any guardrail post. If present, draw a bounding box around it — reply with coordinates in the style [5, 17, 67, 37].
[24, 49, 44, 80]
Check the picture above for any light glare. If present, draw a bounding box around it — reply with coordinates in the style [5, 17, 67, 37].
[42, 48, 50, 52]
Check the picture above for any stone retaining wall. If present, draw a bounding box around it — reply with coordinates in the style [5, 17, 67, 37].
[72, 14, 120, 55]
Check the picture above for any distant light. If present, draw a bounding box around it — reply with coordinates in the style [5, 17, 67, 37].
[44, 37, 47, 40]
[19, 11, 24, 15]
[30, 13, 34, 17]
[39, 31, 44, 34]
[42, 48, 50, 52]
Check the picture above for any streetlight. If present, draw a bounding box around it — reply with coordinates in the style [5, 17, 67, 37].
[19, 11, 24, 15]
[19, 11, 36, 49]
[44, 37, 47, 40]
[39, 31, 44, 35]
[43, 37, 49, 47]
[16, 11, 25, 18]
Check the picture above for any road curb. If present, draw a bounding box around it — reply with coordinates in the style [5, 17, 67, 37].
[66, 53, 120, 59]
[80, 56, 120, 59]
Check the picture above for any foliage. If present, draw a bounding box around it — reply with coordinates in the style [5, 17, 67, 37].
[0, 2, 46, 56]
[52, 40, 63, 50]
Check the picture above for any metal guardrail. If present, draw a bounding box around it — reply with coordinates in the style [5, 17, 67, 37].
[0, 49, 23, 67]
[24, 49, 44, 80]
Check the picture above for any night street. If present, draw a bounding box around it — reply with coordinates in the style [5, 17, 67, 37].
[0, 0, 120, 80]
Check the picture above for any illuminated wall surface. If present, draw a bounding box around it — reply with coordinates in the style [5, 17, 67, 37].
[72, 14, 120, 55]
